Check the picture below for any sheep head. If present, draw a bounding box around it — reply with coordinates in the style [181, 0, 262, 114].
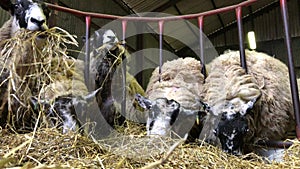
[135, 94, 203, 138]
[1, 0, 50, 34]
[214, 112, 249, 155]
[212, 98, 257, 155]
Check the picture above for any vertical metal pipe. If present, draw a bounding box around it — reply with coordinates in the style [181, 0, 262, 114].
[235, 7, 247, 73]
[136, 24, 144, 87]
[121, 20, 128, 117]
[198, 16, 206, 81]
[85, 16, 91, 90]
[280, 0, 300, 139]
[158, 20, 164, 82]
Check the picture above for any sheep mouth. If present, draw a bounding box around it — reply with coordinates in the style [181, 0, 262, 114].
[37, 34, 47, 39]
[36, 31, 49, 39]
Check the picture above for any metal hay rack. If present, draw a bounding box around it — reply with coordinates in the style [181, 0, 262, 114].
[45, 0, 300, 148]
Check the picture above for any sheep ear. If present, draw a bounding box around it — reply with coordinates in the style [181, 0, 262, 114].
[83, 87, 101, 101]
[29, 96, 49, 111]
[0, 0, 13, 12]
[240, 98, 257, 116]
[213, 128, 219, 136]
[198, 100, 211, 113]
[135, 94, 152, 110]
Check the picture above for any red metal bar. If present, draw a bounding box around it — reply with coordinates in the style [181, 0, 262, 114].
[235, 7, 247, 73]
[85, 16, 91, 89]
[280, 0, 300, 139]
[158, 20, 164, 82]
[121, 20, 128, 117]
[198, 16, 206, 81]
[45, 0, 256, 22]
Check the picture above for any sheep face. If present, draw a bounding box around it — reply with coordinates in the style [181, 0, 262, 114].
[214, 113, 248, 155]
[135, 94, 206, 141]
[135, 94, 180, 136]
[30, 95, 85, 134]
[208, 99, 256, 155]
[1, 0, 50, 33]
[91, 29, 119, 52]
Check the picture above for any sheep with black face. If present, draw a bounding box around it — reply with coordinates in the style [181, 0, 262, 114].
[0, 0, 50, 48]
[0, 0, 51, 130]
[200, 50, 295, 155]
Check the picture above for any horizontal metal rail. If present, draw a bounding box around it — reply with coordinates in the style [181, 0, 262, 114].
[45, 0, 256, 21]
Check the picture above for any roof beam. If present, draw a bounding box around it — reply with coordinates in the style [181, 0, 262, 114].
[57, 0, 100, 31]
[114, 0, 176, 53]
[208, 0, 279, 39]
[210, 0, 227, 46]
[151, 0, 184, 12]
[176, 0, 280, 56]
[173, 4, 199, 51]
[112, 0, 135, 14]
[210, 0, 225, 27]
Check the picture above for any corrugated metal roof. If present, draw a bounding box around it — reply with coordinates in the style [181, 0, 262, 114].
[119, 0, 299, 53]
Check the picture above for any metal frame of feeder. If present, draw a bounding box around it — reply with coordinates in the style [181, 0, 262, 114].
[45, 0, 300, 146]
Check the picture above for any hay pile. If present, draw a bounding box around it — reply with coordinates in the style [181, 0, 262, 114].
[1, 126, 300, 168]
[0, 27, 84, 131]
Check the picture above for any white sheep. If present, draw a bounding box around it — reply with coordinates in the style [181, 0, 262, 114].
[136, 57, 206, 140]
[200, 50, 295, 155]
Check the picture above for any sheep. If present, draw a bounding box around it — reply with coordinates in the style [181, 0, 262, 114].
[0, 0, 51, 131]
[0, 0, 50, 51]
[136, 57, 206, 140]
[29, 56, 91, 133]
[88, 29, 145, 128]
[200, 50, 295, 155]
[0, 0, 87, 133]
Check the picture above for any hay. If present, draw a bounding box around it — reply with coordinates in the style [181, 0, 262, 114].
[0, 27, 81, 131]
[1, 127, 300, 168]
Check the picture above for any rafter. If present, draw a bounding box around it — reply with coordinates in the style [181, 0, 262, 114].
[176, 0, 281, 56]
[151, 0, 184, 12]
[208, 0, 279, 39]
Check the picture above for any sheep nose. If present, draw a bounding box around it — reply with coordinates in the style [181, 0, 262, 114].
[30, 18, 46, 27]
[108, 36, 116, 42]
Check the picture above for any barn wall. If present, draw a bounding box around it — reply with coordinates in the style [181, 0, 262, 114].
[211, 0, 300, 76]
[0, 10, 10, 26]
[211, 0, 300, 46]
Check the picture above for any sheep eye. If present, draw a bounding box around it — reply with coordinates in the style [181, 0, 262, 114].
[14, 4, 21, 9]
[170, 103, 176, 108]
